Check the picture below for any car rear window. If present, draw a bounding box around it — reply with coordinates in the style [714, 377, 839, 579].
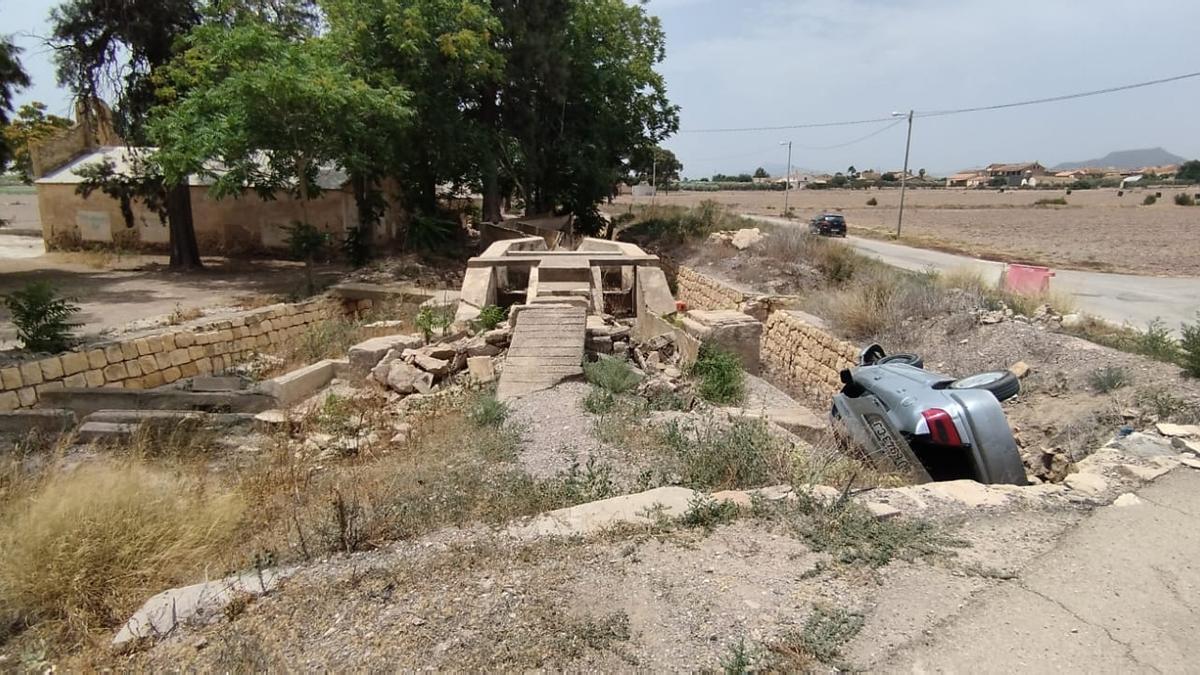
[824, 215, 845, 223]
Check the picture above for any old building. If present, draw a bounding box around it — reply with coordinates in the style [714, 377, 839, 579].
[985, 162, 1047, 187]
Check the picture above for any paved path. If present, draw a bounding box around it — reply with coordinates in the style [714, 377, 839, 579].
[749, 215, 1200, 331]
[496, 304, 587, 401]
[886, 469, 1200, 673]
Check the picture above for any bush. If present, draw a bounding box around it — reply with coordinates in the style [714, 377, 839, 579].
[1142, 194, 1158, 206]
[865, 197, 877, 206]
[1137, 319, 1180, 362]
[690, 344, 745, 404]
[583, 355, 641, 394]
[663, 417, 780, 489]
[2, 282, 80, 352]
[1174, 193, 1195, 206]
[475, 305, 508, 331]
[1181, 317, 1200, 378]
[1033, 197, 1067, 207]
[468, 394, 509, 427]
[0, 463, 242, 640]
[415, 305, 452, 342]
[1088, 365, 1130, 393]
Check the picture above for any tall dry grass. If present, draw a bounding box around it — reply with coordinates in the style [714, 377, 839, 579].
[0, 462, 243, 643]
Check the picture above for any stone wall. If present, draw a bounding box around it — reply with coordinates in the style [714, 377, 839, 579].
[0, 297, 364, 411]
[761, 311, 859, 401]
[675, 266, 858, 401]
[675, 266, 747, 311]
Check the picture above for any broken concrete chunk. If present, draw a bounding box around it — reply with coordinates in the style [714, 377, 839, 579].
[1105, 431, 1176, 458]
[1119, 463, 1174, 482]
[484, 327, 512, 345]
[1112, 493, 1143, 507]
[1008, 361, 1031, 379]
[348, 334, 424, 376]
[730, 227, 765, 250]
[509, 487, 699, 537]
[411, 353, 451, 376]
[1156, 422, 1200, 438]
[386, 362, 435, 395]
[1063, 472, 1107, 497]
[467, 356, 497, 384]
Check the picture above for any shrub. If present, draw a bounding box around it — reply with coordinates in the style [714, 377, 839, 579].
[690, 344, 745, 404]
[475, 305, 507, 331]
[1033, 197, 1067, 207]
[788, 606, 865, 665]
[468, 394, 508, 427]
[415, 305, 452, 342]
[0, 463, 242, 640]
[865, 197, 877, 206]
[1137, 319, 1180, 362]
[662, 417, 780, 489]
[1181, 317, 1200, 378]
[2, 282, 80, 352]
[583, 355, 641, 394]
[680, 493, 739, 530]
[1142, 194, 1157, 205]
[816, 244, 859, 284]
[1088, 365, 1130, 393]
[582, 387, 616, 414]
[1175, 193, 1195, 206]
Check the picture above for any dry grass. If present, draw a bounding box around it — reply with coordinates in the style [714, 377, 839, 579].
[0, 462, 243, 645]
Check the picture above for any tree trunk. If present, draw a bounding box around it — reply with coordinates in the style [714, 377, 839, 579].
[480, 87, 503, 223]
[166, 182, 202, 270]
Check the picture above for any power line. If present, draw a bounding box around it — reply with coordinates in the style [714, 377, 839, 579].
[677, 69, 1200, 134]
[792, 118, 906, 150]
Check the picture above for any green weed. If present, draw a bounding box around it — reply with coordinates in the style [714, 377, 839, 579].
[690, 344, 745, 404]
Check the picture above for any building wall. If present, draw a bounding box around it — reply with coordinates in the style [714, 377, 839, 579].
[37, 183, 367, 254]
[675, 266, 858, 401]
[0, 296, 371, 411]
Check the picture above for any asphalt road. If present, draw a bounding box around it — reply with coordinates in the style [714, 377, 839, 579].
[749, 215, 1200, 331]
[887, 468, 1200, 673]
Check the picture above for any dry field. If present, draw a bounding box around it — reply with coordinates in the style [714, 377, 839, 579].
[613, 187, 1200, 276]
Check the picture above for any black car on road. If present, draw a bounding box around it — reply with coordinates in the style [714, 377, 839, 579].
[809, 213, 847, 237]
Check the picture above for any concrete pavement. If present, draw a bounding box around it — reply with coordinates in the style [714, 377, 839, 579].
[885, 469, 1200, 673]
[748, 215, 1200, 331]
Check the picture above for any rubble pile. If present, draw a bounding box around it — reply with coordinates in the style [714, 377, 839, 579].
[358, 326, 512, 398]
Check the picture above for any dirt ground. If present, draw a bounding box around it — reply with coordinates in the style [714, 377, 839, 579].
[613, 186, 1200, 276]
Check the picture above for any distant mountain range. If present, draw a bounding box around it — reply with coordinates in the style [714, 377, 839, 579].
[1052, 148, 1186, 171]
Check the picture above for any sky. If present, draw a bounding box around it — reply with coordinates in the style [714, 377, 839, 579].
[5, 0, 1200, 178]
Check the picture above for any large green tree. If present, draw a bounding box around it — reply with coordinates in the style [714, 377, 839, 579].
[4, 102, 72, 182]
[150, 18, 411, 257]
[629, 145, 681, 186]
[0, 36, 31, 171]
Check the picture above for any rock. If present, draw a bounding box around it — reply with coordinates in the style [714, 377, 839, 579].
[1008, 361, 1031, 379]
[464, 337, 502, 358]
[978, 311, 1005, 325]
[509, 487, 700, 537]
[1119, 463, 1174, 482]
[710, 490, 753, 508]
[348, 334, 424, 376]
[467, 356, 496, 384]
[1105, 431, 1176, 458]
[1112, 493, 1142, 507]
[612, 341, 629, 357]
[1064, 472, 1108, 497]
[662, 366, 683, 379]
[411, 353, 450, 376]
[1171, 437, 1200, 455]
[386, 362, 435, 395]
[1060, 313, 1084, 329]
[113, 568, 293, 649]
[1155, 422, 1200, 438]
[730, 227, 765, 250]
[644, 351, 661, 370]
[1026, 447, 1073, 483]
[864, 502, 901, 519]
[1179, 456, 1200, 470]
[737, 296, 771, 323]
[754, 485, 794, 501]
[253, 409, 288, 427]
[390, 422, 413, 445]
[484, 327, 512, 345]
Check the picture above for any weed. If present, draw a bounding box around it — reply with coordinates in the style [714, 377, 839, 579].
[816, 243, 859, 284]
[475, 305, 508, 331]
[774, 606, 864, 666]
[168, 303, 202, 325]
[3, 282, 80, 352]
[1033, 197, 1068, 206]
[690, 344, 745, 404]
[415, 305, 452, 343]
[583, 386, 617, 414]
[1142, 194, 1158, 205]
[1134, 387, 1200, 423]
[467, 393, 508, 428]
[1088, 365, 1130, 393]
[583, 355, 642, 394]
[559, 457, 617, 503]
[288, 316, 361, 367]
[680, 494, 739, 530]
[662, 417, 784, 490]
[1174, 193, 1195, 206]
[1137, 319, 1180, 362]
[617, 201, 753, 247]
[720, 638, 759, 674]
[1180, 317, 1200, 378]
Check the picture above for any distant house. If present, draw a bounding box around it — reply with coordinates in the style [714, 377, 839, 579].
[986, 162, 1047, 187]
[946, 171, 987, 188]
[859, 169, 881, 181]
[773, 172, 813, 188]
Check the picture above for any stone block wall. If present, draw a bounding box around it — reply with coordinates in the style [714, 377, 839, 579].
[761, 311, 859, 400]
[0, 297, 365, 411]
[676, 267, 746, 311]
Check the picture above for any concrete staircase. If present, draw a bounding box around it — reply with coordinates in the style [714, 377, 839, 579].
[496, 304, 587, 401]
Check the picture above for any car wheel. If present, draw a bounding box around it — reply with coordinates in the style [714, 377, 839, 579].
[878, 353, 924, 369]
[948, 370, 1020, 402]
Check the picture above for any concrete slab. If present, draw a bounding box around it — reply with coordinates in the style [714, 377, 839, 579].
[39, 389, 276, 417]
[188, 376, 247, 392]
[497, 305, 587, 401]
[257, 359, 343, 407]
[681, 309, 763, 374]
[0, 408, 76, 434]
[347, 334, 424, 376]
[76, 420, 138, 443]
[509, 486, 700, 537]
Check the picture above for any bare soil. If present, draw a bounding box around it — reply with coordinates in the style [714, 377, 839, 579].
[614, 187, 1200, 276]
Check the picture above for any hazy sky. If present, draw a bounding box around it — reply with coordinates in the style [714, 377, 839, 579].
[6, 0, 1200, 177]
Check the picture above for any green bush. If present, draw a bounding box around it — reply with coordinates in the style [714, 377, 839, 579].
[1174, 193, 1195, 206]
[583, 355, 641, 394]
[285, 221, 331, 296]
[1181, 317, 1200, 378]
[1033, 197, 1067, 206]
[865, 197, 878, 206]
[3, 282, 80, 352]
[691, 344, 745, 404]
[468, 394, 508, 427]
[1142, 194, 1157, 206]
[415, 305, 452, 342]
[1088, 365, 1130, 393]
[475, 305, 508, 331]
[1137, 319, 1180, 362]
[662, 417, 777, 489]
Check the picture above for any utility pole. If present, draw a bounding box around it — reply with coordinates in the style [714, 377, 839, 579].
[780, 140, 792, 217]
[892, 110, 914, 238]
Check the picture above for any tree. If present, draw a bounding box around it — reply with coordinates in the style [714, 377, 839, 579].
[918, 168, 926, 179]
[50, 0, 204, 269]
[830, 173, 848, 188]
[0, 36, 31, 171]
[4, 102, 72, 182]
[989, 176, 1008, 187]
[150, 19, 412, 259]
[847, 165, 859, 179]
[753, 167, 768, 179]
[1178, 160, 1200, 184]
[629, 146, 681, 186]
[881, 172, 898, 182]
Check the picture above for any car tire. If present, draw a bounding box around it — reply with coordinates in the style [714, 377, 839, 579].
[878, 353, 924, 369]
[948, 370, 1020, 402]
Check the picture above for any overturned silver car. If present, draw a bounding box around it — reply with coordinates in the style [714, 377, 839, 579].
[831, 345, 1026, 486]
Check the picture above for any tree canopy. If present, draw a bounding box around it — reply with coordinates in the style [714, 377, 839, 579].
[629, 146, 682, 185]
[1177, 160, 1200, 184]
[3, 102, 72, 182]
[0, 36, 32, 170]
[753, 167, 768, 179]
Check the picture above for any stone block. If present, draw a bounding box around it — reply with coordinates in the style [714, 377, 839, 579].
[467, 356, 496, 384]
[258, 359, 341, 406]
[155, 352, 173, 370]
[0, 367, 21, 390]
[104, 344, 125, 364]
[17, 387, 37, 407]
[509, 487, 699, 538]
[162, 367, 183, 384]
[35, 381, 65, 397]
[145, 336, 164, 353]
[39, 356, 64, 380]
[175, 332, 196, 348]
[681, 309, 763, 374]
[142, 372, 166, 389]
[0, 391, 21, 411]
[179, 362, 200, 378]
[120, 341, 139, 360]
[125, 360, 143, 378]
[138, 355, 160, 374]
[63, 373, 87, 388]
[84, 369, 106, 388]
[161, 333, 177, 351]
[19, 361, 43, 386]
[0, 408, 75, 433]
[103, 363, 129, 382]
[385, 362, 434, 395]
[169, 348, 191, 367]
[347, 334, 425, 376]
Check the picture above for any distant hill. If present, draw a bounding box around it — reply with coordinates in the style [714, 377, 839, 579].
[1053, 148, 1186, 171]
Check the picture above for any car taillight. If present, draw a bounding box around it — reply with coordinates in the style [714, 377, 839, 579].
[921, 408, 963, 446]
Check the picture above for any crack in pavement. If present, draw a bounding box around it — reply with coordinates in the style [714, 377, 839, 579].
[1017, 584, 1164, 674]
[1135, 494, 1199, 518]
